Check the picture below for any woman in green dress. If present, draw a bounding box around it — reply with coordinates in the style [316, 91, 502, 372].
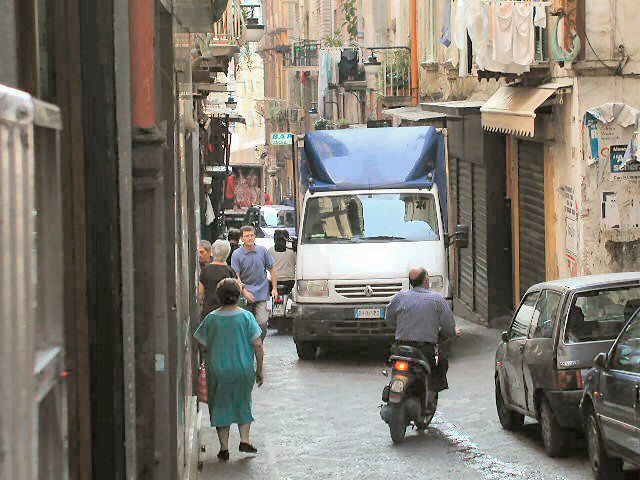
[194, 278, 265, 461]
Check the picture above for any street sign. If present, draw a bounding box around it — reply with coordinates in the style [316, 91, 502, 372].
[271, 132, 294, 145]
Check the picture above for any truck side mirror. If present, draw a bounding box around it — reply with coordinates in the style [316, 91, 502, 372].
[501, 331, 509, 343]
[593, 352, 608, 369]
[455, 224, 469, 249]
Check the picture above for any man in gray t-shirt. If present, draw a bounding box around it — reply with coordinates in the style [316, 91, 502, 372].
[231, 225, 277, 339]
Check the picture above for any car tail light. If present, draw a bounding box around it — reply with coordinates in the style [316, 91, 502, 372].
[394, 361, 409, 372]
[555, 369, 584, 389]
[274, 296, 284, 304]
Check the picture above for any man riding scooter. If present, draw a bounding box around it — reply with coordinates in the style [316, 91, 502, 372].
[386, 267, 456, 421]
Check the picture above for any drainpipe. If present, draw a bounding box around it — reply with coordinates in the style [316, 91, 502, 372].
[129, 0, 156, 129]
[410, 0, 419, 106]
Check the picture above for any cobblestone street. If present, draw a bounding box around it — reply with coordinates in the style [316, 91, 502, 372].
[197, 318, 601, 480]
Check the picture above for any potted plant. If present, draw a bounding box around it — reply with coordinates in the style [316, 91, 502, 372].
[314, 118, 335, 130]
[336, 118, 351, 129]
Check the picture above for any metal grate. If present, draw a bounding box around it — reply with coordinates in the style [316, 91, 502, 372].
[334, 282, 403, 300]
[329, 320, 395, 336]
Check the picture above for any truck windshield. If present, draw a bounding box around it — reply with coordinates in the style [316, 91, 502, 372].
[301, 193, 440, 244]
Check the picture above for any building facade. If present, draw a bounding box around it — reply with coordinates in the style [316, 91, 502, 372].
[0, 0, 249, 477]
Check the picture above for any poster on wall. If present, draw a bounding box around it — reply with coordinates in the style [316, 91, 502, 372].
[560, 185, 579, 276]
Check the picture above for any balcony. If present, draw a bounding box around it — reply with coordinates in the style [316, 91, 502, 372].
[285, 41, 319, 71]
[173, 0, 229, 33]
[367, 47, 412, 107]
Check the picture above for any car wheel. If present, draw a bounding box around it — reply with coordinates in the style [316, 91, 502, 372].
[539, 397, 568, 457]
[295, 341, 317, 361]
[586, 413, 624, 480]
[495, 377, 524, 431]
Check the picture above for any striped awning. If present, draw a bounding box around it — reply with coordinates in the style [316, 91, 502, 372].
[480, 81, 573, 137]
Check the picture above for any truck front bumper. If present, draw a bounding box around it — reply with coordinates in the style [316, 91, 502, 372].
[291, 302, 395, 343]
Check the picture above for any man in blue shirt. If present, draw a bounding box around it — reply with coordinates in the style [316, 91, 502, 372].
[231, 225, 278, 340]
[386, 267, 456, 415]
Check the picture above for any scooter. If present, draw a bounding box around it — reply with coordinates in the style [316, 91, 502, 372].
[269, 283, 293, 333]
[380, 344, 439, 443]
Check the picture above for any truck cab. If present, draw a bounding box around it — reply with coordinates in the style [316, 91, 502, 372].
[291, 126, 467, 360]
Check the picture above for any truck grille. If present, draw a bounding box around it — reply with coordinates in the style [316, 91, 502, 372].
[329, 320, 395, 336]
[334, 282, 403, 300]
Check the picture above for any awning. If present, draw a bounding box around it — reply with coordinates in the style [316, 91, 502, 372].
[480, 81, 573, 137]
[381, 106, 446, 123]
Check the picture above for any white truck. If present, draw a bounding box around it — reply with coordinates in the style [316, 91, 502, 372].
[291, 126, 468, 360]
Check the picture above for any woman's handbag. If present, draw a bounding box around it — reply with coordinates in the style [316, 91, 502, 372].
[197, 361, 208, 403]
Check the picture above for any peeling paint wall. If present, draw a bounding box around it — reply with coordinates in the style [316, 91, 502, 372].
[550, 76, 640, 278]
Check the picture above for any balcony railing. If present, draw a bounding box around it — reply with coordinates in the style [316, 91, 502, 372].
[370, 47, 412, 98]
[285, 41, 319, 68]
[209, 0, 246, 47]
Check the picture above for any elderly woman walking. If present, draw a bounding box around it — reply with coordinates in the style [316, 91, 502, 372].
[194, 278, 264, 461]
[199, 240, 254, 319]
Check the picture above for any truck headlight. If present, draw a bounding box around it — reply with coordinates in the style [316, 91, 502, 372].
[428, 275, 444, 291]
[297, 280, 329, 297]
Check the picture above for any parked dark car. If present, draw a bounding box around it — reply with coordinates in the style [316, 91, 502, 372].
[580, 307, 640, 479]
[495, 273, 640, 457]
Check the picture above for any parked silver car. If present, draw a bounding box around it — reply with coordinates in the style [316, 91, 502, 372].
[495, 273, 640, 457]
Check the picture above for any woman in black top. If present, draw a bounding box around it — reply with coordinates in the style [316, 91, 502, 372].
[199, 240, 251, 318]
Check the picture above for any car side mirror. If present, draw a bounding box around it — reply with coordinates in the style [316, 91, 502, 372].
[290, 237, 298, 252]
[593, 352, 608, 369]
[455, 224, 469, 249]
[501, 331, 509, 343]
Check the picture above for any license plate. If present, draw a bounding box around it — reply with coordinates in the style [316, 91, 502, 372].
[355, 308, 384, 319]
[272, 304, 285, 316]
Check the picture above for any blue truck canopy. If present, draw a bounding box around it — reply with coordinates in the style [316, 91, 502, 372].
[299, 126, 448, 227]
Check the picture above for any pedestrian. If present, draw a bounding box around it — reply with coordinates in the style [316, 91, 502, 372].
[227, 228, 242, 266]
[198, 239, 213, 269]
[386, 267, 456, 418]
[199, 240, 254, 319]
[194, 278, 264, 461]
[231, 225, 278, 340]
[267, 229, 296, 292]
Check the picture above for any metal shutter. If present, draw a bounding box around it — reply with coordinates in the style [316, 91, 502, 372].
[457, 159, 474, 308]
[473, 165, 488, 319]
[518, 140, 545, 297]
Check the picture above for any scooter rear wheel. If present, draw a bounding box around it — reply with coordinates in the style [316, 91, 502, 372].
[389, 403, 407, 443]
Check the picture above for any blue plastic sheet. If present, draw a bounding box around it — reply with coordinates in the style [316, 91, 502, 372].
[299, 126, 448, 228]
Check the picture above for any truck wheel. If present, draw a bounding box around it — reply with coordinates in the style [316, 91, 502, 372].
[539, 398, 568, 457]
[495, 377, 524, 431]
[389, 403, 407, 443]
[586, 413, 624, 480]
[295, 341, 317, 361]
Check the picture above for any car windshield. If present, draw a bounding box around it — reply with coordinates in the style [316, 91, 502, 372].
[301, 193, 440, 244]
[260, 208, 295, 228]
[564, 285, 640, 344]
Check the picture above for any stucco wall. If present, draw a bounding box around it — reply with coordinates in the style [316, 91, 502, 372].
[550, 76, 640, 279]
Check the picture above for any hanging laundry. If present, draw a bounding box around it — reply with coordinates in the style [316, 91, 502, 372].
[440, 0, 452, 47]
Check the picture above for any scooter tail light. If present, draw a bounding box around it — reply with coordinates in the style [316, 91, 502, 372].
[275, 296, 284, 303]
[394, 361, 409, 372]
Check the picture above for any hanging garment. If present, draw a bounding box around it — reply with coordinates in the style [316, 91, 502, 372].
[329, 49, 342, 85]
[440, 0, 453, 47]
[317, 50, 329, 117]
[492, 1, 515, 65]
[205, 194, 214, 226]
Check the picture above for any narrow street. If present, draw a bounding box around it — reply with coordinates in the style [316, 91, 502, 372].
[198, 318, 595, 480]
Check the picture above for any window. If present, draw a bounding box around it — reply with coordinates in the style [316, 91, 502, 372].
[609, 313, 640, 374]
[564, 285, 640, 344]
[302, 193, 440, 244]
[531, 290, 563, 339]
[510, 292, 540, 340]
